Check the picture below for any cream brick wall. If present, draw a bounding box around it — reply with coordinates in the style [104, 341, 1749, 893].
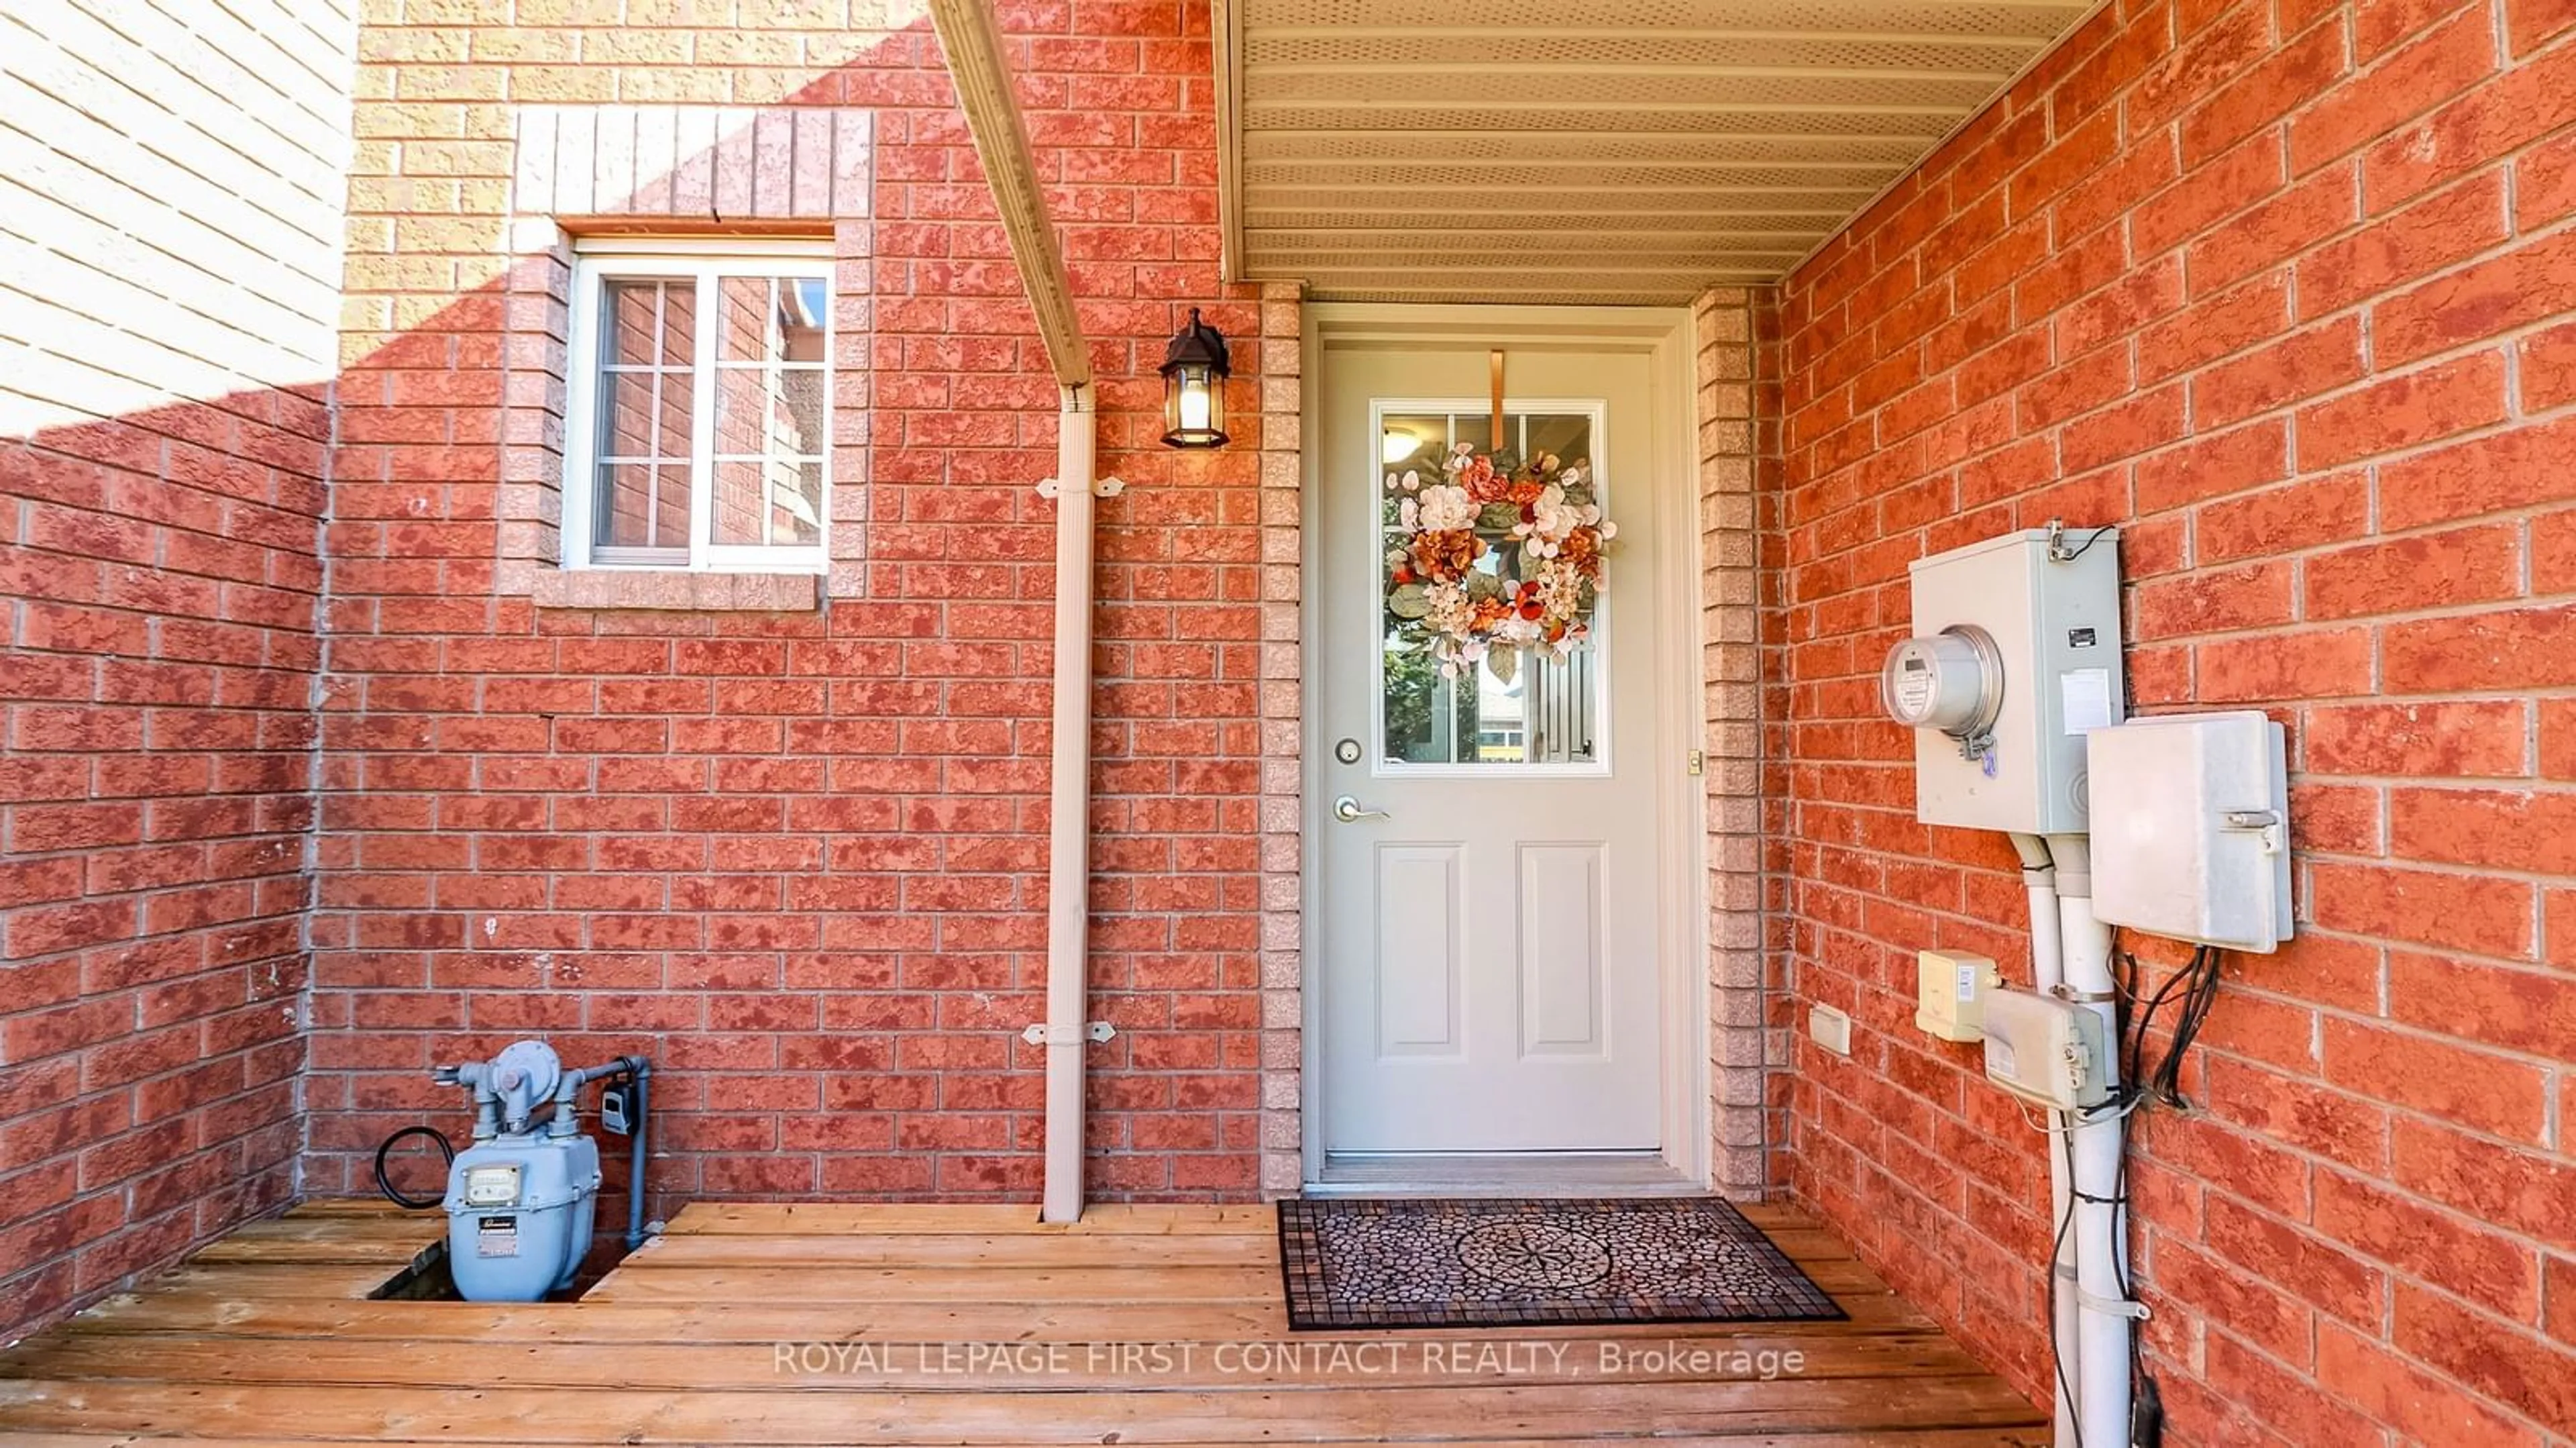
[1693, 285, 1773, 1198]
[0, 0, 360, 433]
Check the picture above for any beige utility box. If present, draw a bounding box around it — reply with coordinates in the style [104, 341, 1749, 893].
[1915, 949, 2000, 1043]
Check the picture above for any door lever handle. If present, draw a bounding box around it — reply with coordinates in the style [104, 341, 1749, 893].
[1332, 794, 1389, 823]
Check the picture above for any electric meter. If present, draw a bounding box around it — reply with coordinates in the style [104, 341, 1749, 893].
[1897, 529, 2124, 834]
[1882, 625, 2003, 758]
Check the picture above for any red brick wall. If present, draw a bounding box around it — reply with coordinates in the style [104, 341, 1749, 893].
[0, 2, 354, 1343]
[0, 399, 323, 1343]
[1774, 0, 2576, 1438]
[305, 3, 1274, 1210]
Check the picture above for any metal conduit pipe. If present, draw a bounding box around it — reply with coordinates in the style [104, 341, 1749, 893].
[541, 1053, 653, 1249]
[2008, 831, 2079, 1448]
[621, 1059, 652, 1250]
[2047, 833, 2132, 1448]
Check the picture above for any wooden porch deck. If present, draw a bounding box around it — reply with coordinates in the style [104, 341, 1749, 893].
[0, 1197, 2045, 1445]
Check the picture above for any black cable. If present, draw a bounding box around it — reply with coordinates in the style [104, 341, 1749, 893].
[2127, 966, 2189, 1096]
[2142, 947, 2220, 1109]
[374, 1125, 453, 1210]
[2094, 939, 2227, 1443]
[2156, 948, 2223, 1108]
[2050, 523, 2116, 562]
[2115, 935, 2153, 1094]
[2117, 991, 2157, 1445]
[2047, 1159, 2082, 1446]
[2114, 943, 2218, 1110]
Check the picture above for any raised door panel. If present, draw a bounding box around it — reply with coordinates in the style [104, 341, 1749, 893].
[1518, 841, 1606, 1058]
[1375, 843, 1466, 1057]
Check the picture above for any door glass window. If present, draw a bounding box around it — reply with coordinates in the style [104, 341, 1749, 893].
[1378, 406, 1606, 769]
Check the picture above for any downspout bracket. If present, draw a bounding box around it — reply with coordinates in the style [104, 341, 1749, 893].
[1022, 1022, 1118, 1045]
[2076, 1286, 2152, 1320]
[1037, 476, 1126, 499]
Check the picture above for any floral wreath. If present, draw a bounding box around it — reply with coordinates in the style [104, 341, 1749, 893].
[1384, 442, 1615, 680]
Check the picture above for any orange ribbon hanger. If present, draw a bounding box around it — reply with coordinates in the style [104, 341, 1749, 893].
[1489, 348, 1506, 456]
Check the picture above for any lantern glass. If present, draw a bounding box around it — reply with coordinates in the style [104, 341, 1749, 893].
[1165, 364, 1224, 446]
[1159, 309, 1231, 448]
[1179, 370, 1214, 431]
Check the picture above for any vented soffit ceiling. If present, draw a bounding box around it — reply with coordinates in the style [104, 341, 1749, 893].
[1216, 0, 2099, 305]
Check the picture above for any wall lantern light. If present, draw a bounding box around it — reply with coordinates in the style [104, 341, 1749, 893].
[1159, 307, 1230, 448]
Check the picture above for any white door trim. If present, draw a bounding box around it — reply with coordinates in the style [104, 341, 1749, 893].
[1297, 301, 1710, 1192]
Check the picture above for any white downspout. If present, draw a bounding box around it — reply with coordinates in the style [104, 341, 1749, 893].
[924, 0, 1104, 1227]
[2010, 831, 2078, 1448]
[2047, 833, 2131, 1448]
[1040, 390, 1099, 1225]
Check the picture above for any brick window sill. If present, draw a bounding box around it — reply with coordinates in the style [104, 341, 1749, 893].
[531, 569, 823, 611]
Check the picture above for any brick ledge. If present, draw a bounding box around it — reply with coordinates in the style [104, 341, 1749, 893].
[528, 568, 823, 611]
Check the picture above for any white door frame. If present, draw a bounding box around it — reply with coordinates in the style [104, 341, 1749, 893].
[1298, 301, 1710, 1191]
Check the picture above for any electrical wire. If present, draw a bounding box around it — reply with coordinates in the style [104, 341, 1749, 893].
[2119, 942, 2222, 1110]
[2047, 521, 2116, 562]
[2114, 1091, 2153, 1443]
[2149, 948, 2223, 1108]
[2047, 1145, 2082, 1447]
[2003, 923, 2229, 1448]
[2028, 929, 2224, 1445]
[2017, 1092, 2143, 1135]
[2110, 935, 2223, 1441]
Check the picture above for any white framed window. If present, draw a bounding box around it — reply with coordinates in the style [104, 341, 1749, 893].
[560, 240, 835, 573]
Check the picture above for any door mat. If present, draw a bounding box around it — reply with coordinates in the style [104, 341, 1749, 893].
[1277, 1196, 1844, 1331]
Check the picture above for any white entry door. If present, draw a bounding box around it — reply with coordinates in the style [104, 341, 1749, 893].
[1318, 341, 1669, 1155]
